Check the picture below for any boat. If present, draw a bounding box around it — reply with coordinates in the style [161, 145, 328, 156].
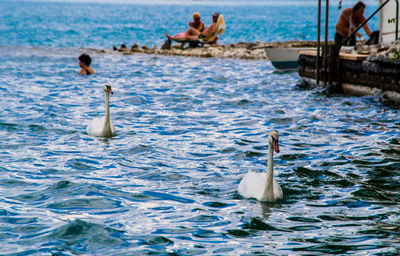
[265, 47, 315, 71]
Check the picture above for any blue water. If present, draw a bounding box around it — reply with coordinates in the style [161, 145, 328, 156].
[1, 0, 399, 255]
[1, 0, 379, 48]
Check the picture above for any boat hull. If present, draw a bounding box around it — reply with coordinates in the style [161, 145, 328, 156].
[265, 47, 314, 71]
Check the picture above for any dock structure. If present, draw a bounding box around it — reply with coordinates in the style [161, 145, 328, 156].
[298, 0, 400, 102]
[298, 48, 400, 99]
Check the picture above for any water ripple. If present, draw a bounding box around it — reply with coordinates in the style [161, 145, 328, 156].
[0, 45, 398, 254]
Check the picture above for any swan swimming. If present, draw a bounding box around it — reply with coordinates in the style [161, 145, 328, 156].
[86, 83, 116, 137]
[238, 131, 282, 202]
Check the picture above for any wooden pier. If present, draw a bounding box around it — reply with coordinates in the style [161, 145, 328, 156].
[297, 48, 400, 101]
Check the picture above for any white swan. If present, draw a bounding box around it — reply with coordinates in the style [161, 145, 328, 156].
[238, 131, 282, 202]
[86, 83, 116, 137]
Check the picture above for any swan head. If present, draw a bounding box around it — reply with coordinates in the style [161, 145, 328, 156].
[104, 83, 113, 94]
[268, 131, 280, 153]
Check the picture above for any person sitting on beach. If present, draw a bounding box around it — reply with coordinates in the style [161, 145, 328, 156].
[334, 1, 372, 47]
[165, 12, 220, 43]
[78, 53, 95, 75]
[189, 12, 205, 33]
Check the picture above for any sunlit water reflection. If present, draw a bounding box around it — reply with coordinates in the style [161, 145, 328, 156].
[0, 46, 399, 255]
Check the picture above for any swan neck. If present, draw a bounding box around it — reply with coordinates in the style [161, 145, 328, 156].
[266, 140, 274, 181]
[262, 139, 274, 198]
[104, 91, 111, 126]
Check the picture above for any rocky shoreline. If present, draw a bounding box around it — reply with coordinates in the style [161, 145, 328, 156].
[103, 41, 318, 60]
[90, 40, 400, 65]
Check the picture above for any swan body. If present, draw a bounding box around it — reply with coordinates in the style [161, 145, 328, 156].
[86, 83, 116, 137]
[238, 131, 282, 202]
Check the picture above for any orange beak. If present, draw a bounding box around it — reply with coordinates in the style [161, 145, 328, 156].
[107, 87, 113, 94]
[273, 140, 280, 153]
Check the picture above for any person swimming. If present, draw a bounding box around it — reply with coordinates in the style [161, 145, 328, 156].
[78, 53, 95, 75]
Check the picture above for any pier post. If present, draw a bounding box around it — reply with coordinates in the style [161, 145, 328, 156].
[328, 44, 338, 84]
[323, 0, 330, 86]
[316, 0, 322, 85]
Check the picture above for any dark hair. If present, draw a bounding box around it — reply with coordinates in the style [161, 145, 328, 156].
[78, 53, 92, 66]
[352, 1, 366, 12]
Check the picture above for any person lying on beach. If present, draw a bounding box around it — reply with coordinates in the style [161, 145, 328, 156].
[78, 53, 95, 75]
[163, 12, 205, 48]
[164, 12, 205, 43]
[165, 12, 220, 43]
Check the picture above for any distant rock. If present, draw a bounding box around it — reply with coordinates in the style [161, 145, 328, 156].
[131, 43, 138, 50]
[118, 43, 128, 52]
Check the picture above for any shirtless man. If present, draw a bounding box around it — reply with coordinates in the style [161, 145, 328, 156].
[334, 1, 372, 47]
[189, 12, 205, 33]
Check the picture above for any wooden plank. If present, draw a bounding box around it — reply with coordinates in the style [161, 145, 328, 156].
[338, 52, 368, 60]
[299, 50, 368, 60]
[299, 50, 319, 56]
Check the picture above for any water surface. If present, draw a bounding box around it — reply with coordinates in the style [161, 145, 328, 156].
[0, 1, 398, 255]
